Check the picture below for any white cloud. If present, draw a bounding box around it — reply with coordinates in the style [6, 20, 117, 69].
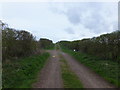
[1, 2, 118, 43]
[50, 2, 118, 37]
[0, 0, 119, 2]
[64, 27, 75, 34]
[0, 3, 2, 19]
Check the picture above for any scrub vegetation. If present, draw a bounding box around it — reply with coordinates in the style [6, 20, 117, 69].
[1, 21, 52, 88]
[57, 30, 120, 87]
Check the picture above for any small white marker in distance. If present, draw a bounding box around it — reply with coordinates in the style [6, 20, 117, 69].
[52, 56, 55, 57]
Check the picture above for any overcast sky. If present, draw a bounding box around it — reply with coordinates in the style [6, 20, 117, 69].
[0, 2, 118, 43]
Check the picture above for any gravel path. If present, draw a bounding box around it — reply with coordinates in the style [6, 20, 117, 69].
[33, 50, 116, 88]
[60, 51, 116, 88]
[33, 50, 63, 88]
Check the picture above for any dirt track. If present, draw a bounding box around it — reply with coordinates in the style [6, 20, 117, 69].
[33, 50, 115, 88]
[33, 50, 63, 88]
[61, 51, 115, 88]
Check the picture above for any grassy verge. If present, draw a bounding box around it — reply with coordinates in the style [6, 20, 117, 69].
[2, 52, 50, 88]
[62, 49, 120, 87]
[60, 56, 83, 88]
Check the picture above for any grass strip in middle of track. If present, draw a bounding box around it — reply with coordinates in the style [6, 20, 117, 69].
[60, 55, 84, 88]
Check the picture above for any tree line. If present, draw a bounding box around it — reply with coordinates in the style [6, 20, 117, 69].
[1, 21, 54, 61]
[58, 31, 120, 61]
[2, 20, 119, 61]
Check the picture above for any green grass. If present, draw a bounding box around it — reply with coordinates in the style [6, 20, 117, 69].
[2, 53, 50, 88]
[60, 56, 83, 88]
[62, 49, 120, 87]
